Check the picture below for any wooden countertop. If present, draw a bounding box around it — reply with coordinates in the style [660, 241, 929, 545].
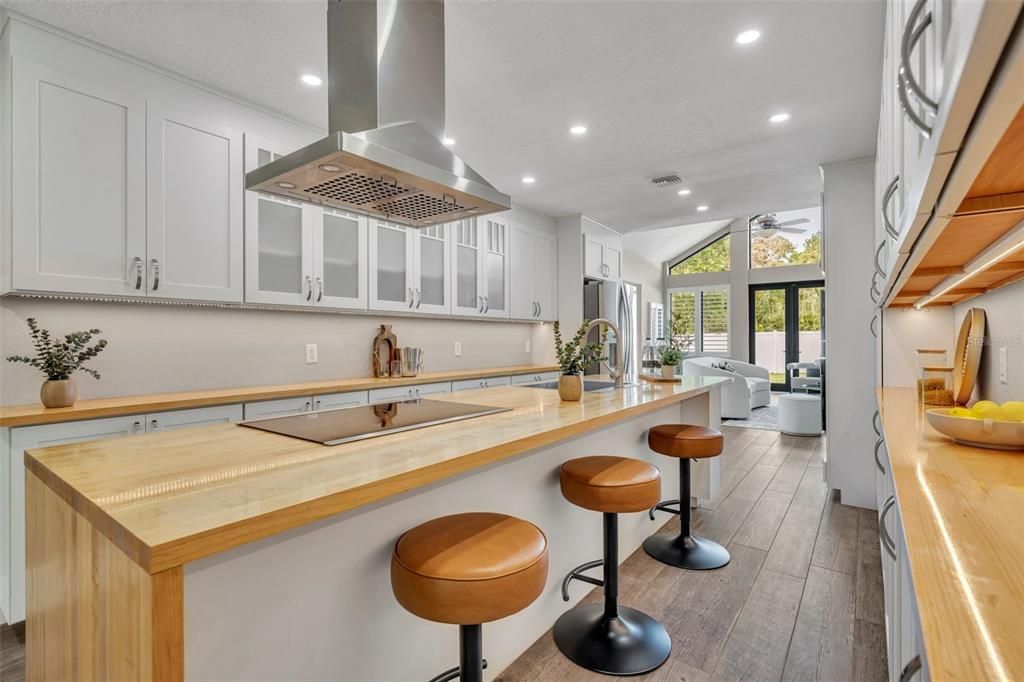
[0, 364, 559, 427]
[877, 387, 1024, 682]
[26, 377, 727, 574]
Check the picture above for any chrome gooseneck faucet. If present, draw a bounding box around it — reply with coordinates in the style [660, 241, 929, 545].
[584, 318, 624, 388]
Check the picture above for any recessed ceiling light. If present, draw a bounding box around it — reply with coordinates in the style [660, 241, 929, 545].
[319, 164, 342, 173]
[442, 136, 456, 146]
[522, 176, 536, 184]
[735, 29, 761, 45]
[696, 205, 709, 212]
[300, 74, 323, 86]
[677, 189, 692, 196]
[570, 125, 588, 135]
[276, 181, 297, 189]
[769, 112, 791, 123]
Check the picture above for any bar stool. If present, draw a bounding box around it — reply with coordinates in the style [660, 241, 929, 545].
[391, 512, 549, 682]
[644, 424, 730, 570]
[555, 455, 671, 675]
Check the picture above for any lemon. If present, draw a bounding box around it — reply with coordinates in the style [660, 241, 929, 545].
[1000, 401, 1024, 422]
[948, 407, 974, 418]
[970, 400, 1005, 420]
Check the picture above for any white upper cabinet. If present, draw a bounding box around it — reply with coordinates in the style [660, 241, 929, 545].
[583, 229, 622, 281]
[511, 224, 557, 320]
[583, 234, 605, 279]
[12, 58, 147, 295]
[147, 104, 243, 302]
[451, 218, 483, 316]
[478, 212, 510, 318]
[369, 219, 451, 314]
[314, 208, 368, 309]
[413, 223, 450, 314]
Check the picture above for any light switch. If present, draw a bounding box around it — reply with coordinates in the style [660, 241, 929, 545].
[454, 341, 463, 357]
[999, 347, 1008, 384]
[525, 340, 532, 353]
[305, 344, 318, 364]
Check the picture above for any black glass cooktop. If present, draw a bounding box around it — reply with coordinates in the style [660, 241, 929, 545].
[239, 398, 509, 446]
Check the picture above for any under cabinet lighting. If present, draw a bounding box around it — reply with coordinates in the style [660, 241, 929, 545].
[914, 218, 1024, 308]
[300, 74, 323, 86]
[735, 29, 761, 45]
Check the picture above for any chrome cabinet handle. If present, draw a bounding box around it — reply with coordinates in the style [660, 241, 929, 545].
[316, 277, 323, 302]
[901, 0, 938, 113]
[898, 71, 933, 138]
[870, 314, 879, 338]
[879, 495, 897, 560]
[899, 655, 923, 682]
[874, 436, 887, 474]
[872, 409, 882, 437]
[150, 258, 161, 291]
[483, 295, 489, 313]
[132, 257, 143, 289]
[408, 287, 414, 308]
[870, 275, 880, 304]
[304, 400, 312, 411]
[305, 276, 313, 301]
[415, 288, 421, 308]
[150, 418, 160, 432]
[874, 241, 887, 278]
[881, 176, 900, 240]
[133, 420, 143, 434]
[537, 302, 542, 318]
[315, 399, 322, 410]
[477, 295, 483, 313]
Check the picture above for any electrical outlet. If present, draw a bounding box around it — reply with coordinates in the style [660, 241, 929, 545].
[454, 341, 462, 357]
[525, 339, 531, 353]
[999, 347, 1008, 384]
[305, 344, 318, 364]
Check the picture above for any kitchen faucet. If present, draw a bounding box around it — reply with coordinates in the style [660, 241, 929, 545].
[585, 318, 625, 388]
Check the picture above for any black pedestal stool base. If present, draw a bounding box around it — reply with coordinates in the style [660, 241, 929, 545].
[554, 604, 671, 676]
[643, 531, 730, 570]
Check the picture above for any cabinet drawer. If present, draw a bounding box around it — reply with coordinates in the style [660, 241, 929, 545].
[244, 396, 312, 419]
[451, 376, 511, 392]
[148, 404, 242, 432]
[368, 382, 451, 403]
[313, 390, 369, 411]
[510, 372, 559, 385]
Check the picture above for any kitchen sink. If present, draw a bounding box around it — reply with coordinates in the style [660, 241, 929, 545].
[522, 380, 618, 392]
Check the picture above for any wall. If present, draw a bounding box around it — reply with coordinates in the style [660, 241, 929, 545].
[0, 298, 540, 405]
[953, 279, 1024, 404]
[882, 306, 955, 387]
[621, 248, 663, 340]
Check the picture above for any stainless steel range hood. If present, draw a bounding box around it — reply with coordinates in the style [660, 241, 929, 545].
[245, 0, 510, 228]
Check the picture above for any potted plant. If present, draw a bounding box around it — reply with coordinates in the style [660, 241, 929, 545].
[6, 318, 108, 408]
[553, 320, 607, 401]
[659, 345, 683, 379]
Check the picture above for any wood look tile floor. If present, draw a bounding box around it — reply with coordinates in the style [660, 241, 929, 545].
[498, 427, 888, 682]
[0, 428, 885, 682]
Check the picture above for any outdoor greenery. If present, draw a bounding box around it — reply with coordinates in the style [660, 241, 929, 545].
[750, 231, 821, 269]
[553, 320, 607, 375]
[6, 317, 108, 381]
[753, 287, 823, 332]
[669, 234, 730, 275]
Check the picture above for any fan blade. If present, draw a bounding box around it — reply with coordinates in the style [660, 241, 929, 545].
[777, 218, 810, 227]
[777, 227, 807, 234]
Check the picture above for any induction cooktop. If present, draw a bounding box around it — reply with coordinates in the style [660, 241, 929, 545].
[239, 398, 510, 446]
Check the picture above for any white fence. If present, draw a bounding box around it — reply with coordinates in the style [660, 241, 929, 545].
[754, 331, 823, 373]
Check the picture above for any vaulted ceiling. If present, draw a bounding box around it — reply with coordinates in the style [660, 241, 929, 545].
[4, 0, 884, 233]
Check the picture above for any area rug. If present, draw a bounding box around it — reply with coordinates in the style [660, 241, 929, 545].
[723, 393, 781, 430]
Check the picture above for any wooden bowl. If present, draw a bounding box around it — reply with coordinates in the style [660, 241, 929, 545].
[926, 408, 1024, 451]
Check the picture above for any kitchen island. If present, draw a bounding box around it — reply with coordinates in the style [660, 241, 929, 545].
[24, 377, 726, 681]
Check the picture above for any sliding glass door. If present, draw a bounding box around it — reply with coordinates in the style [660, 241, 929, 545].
[749, 281, 824, 391]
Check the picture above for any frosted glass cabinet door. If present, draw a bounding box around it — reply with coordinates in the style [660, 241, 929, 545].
[479, 213, 510, 318]
[314, 209, 367, 309]
[451, 219, 483, 316]
[369, 219, 414, 311]
[12, 59, 146, 295]
[243, 135, 313, 305]
[414, 224, 450, 314]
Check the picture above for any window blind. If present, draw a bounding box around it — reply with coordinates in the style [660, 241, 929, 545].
[700, 290, 729, 354]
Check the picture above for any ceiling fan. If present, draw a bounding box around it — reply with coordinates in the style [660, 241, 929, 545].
[750, 213, 810, 237]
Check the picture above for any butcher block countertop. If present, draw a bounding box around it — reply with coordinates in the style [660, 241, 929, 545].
[876, 387, 1024, 682]
[25, 377, 726, 574]
[0, 364, 559, 427]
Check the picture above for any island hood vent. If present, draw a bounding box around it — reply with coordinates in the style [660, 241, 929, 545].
[245, 0, 510, 228]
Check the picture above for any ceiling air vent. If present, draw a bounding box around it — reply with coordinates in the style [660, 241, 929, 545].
[650, 174, 682, 188]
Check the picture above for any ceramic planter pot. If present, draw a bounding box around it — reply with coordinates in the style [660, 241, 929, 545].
[558, 374, 584, 401]
[661, 364, 677, 379]
[40, 379, 78, 408]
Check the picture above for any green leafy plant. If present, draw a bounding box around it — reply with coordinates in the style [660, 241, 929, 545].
[659, 345, 684, 366]
[659, 319, 691, 366]
[553, 320, 608, 376]
[6, 318, 108, 381]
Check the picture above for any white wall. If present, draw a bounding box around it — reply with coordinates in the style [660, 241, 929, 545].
[882, 306, 955, 387]
[621, 248, 663, 340]
[0, 298, 540, 405]
[953, 280, 1024, 404]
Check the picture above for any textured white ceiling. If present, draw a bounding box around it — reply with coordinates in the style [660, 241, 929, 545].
[3, 0, 884, 232]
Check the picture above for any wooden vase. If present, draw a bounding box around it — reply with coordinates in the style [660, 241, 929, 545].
[40, 379, 77, 408]
[661, 364, 677, 379]
[558, 374, 583, 401]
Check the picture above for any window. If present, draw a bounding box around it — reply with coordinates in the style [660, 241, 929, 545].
[669, 234, 730, 275]
[749, 207, 822, 269]
[669, 288, 729, 355]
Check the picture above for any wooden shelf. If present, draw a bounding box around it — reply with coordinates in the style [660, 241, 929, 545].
[895, 104, 1024, 307]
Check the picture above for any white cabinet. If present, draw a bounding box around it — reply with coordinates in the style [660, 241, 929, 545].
[583, 230, 622, 281]
[147, 104, 243, 302]
[11, 58, 147, 296]
[244, 135, 367, 310]
[368, 382, 451, 403]
[510, 372, 559, 385]
[244, 396, 314, 419]
[314, 390, 369, 411]
[450, 214, 510, 318]
[146, 404, 242, 432]
[511, 224, 557, 321]
[369, 220, 450, 314]
[451, 376, 511, 392]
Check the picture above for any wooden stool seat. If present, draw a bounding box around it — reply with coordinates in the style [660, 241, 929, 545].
[391, 512, 548, 626]
[648, 424, 723, 459]
[560, 455, 661, 513]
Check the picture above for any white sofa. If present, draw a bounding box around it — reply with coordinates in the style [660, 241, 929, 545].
[682, 357, 772, 419]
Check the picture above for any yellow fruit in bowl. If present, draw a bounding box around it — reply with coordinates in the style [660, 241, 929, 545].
[970, 400, 1005, 420]
[1001, 401, 1024, 422]
[948, 407, 975, 418]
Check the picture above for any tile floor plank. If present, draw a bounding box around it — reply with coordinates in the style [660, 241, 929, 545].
[731, 489, 793, 551]
[811, 493, 860, 575]
[763, 499, 826, 578]
[855, 509, 885, 626]
[781, 566, 856, 682]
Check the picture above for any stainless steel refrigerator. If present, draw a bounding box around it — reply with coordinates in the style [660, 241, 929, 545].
[583, 279, 640, 384]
